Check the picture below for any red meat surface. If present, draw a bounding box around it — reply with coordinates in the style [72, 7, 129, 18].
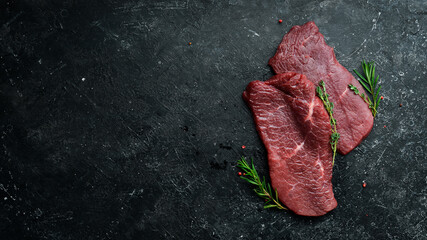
[269, 21, 373, 155]
[243, 72, 337, 216]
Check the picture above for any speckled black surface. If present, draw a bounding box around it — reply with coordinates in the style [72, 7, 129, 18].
[0, 0, 426, 239]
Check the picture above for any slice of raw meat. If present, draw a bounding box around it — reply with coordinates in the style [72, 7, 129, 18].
[242, 72, 337, 216]
[269, 21, 373, 155]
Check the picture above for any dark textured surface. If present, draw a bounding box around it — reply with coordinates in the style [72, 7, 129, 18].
[0, 0, 426, 239]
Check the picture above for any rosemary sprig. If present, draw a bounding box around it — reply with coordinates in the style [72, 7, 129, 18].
[316, 81, 340, 165]
[237, 157, 287, 210]
[350, 60, 382, 117]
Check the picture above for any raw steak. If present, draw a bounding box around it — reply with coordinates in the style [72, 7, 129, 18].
[242, 72, 337, 216]
[269, 21, 373, 155]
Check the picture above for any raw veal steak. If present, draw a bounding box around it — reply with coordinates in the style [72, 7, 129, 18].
[269, 21, 373, 155]
[243, 72, 337, 216]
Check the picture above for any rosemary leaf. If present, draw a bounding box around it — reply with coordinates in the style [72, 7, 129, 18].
[264, 205, 277, 209]
[237, 157, 287, 210]
[350, 60, 382, 117]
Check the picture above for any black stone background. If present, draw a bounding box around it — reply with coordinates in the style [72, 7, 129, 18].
[0, 0, 426, 239]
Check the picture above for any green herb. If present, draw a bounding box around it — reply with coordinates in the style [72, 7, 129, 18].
[348, 84, 372, 108]
[350, 60, 382, 117]
[316, 81, 340, 165]
[237, 157, 287, 210]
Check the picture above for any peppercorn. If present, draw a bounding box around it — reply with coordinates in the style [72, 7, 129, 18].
[238, 172, 242, 176]
[241, 145, 246, 149]
[278, 19, 283, 23]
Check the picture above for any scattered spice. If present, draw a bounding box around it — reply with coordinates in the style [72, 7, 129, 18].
[278, 19, 283, 23]
[243, 173, 246, 176]
[241, 145, 246, 149]
[188, 42, 192, 45]
[399, 103, 402, 107]
[362, 181, 367, 188]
